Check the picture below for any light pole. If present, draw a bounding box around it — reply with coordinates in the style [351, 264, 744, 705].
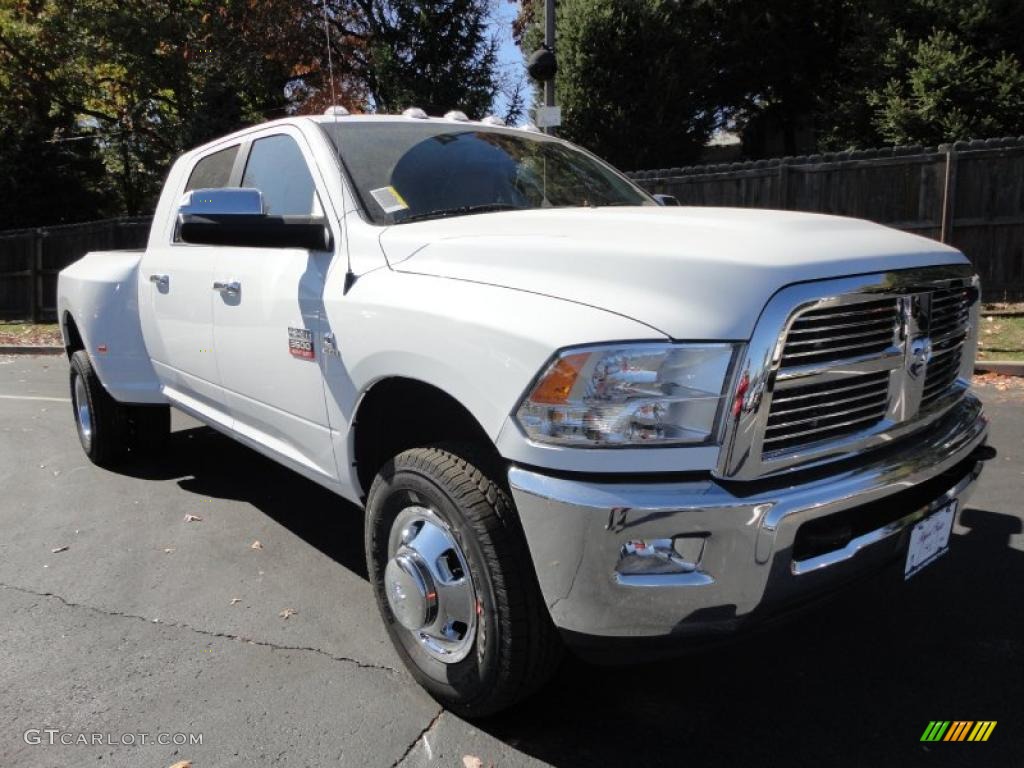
[544, 0, 555, 114]
[527, 0, 559, 133]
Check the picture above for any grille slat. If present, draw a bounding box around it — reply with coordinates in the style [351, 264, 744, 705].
[763, 410, 888, 452]
[787, 317, 896, 336]
[779, 298, 898, 368]
[770, 385, 888, 415]
[766, 397, 889, 430]
[784, 327, 895, 348]
[762, 371, 890, 453]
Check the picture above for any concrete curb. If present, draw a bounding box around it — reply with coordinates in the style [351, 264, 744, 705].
[0, 345, 64, 356]
[976, 360, 1024, 377]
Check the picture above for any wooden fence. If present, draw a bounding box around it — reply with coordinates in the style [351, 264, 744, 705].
[0, 217, 152, 322]
[630, 136, 1024, 301]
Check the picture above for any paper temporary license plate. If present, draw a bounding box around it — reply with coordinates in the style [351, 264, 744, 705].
[904, 500, 957, 579]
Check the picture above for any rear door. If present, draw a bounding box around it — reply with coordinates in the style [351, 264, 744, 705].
[139, 144, 241, 423]
[211, 130, 338, 481]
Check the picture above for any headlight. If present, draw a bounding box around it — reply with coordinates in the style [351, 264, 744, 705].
[516, 343, 739, 447]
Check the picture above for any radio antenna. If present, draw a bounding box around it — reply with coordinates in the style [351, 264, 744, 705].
[321, 0, 356, 293]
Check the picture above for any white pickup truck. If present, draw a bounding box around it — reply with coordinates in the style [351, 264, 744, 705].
[58, 109, 992, 716]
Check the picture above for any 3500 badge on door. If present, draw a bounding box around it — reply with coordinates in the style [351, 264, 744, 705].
[287, 327, 315, 360]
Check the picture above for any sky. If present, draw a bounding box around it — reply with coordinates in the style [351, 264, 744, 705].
[491, 1, 532, 119]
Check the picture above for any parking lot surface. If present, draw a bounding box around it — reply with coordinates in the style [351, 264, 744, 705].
[1, 355, 1021, 767]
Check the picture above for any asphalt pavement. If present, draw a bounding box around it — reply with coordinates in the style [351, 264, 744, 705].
[1, 355, 1021, 767]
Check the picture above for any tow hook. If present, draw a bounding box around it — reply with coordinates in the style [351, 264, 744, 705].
[972, 444, 998, 462]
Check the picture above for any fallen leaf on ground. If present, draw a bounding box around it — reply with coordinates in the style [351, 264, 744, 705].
[168, 760, 192, 768]
[462, 757, 484, 768]
[184, 514, 202, 522]
[250, 540, 263, 550]
[51, 545, 68, 554]
[230, 597, 242, 605]
[974, 372, 1024, 390]
[279, 607, 297, 619]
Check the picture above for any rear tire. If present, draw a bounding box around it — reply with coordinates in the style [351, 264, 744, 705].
[69, 351, 170, 466]
[69, 350, 127, 467]
[366, 445, 562, 718]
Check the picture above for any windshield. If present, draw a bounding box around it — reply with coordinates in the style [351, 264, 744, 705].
[319, 121, 655, 225]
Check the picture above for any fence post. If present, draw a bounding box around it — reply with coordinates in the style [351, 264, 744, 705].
[30, 228, 44, 323]
[777, 159, 790, 209]
[939, 143, 958, 244]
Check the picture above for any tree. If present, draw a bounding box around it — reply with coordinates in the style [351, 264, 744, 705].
[869, 31, 1024, 146]
[326, 0, 499, 117]
[520, 0, 721, 170]
[514, 0, 1024, 164]
[0, 0, 317, 219]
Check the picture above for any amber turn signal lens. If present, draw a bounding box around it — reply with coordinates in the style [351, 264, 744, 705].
[529, 352, 590, 404]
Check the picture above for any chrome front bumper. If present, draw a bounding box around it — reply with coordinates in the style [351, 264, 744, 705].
[508, 395, 989, 642]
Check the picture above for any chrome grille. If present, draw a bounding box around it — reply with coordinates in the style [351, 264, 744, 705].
[780, 298, 900, 368]
[718, 267, 981, 480]
[763, 371, 890, 452]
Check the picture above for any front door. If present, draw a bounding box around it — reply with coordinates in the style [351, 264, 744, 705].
[211, 131, 338, 481]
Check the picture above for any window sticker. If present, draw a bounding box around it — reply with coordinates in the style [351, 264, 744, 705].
[369, 186, 409, 213]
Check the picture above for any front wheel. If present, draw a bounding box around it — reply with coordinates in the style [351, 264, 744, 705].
[365, 446, 562, 717]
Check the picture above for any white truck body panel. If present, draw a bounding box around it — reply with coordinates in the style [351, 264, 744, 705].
[379, 206, 967, 341]
[57, 250, 165, 404]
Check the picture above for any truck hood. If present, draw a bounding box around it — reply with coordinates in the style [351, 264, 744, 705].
[379, 207, 967, 340]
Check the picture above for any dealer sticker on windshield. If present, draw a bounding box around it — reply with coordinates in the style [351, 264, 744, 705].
[369, 186, 409, 213]
[905, 500, 957, 579]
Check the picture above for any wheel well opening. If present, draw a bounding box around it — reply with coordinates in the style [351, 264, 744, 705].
[353, 378, 501, 498]
[63, 313, 84, 359]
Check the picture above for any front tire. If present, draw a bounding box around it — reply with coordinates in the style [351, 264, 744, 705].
[366, 446, 562, 717]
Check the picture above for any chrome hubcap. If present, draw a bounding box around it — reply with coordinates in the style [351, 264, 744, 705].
[73, 373, 92, 451]
[385, 506, 477, 663]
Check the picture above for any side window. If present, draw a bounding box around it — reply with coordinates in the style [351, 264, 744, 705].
[242, 135, 317, 215]
[184, 145, 238, 192]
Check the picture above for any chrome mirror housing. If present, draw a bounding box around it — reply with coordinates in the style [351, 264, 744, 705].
[177, 188, 264, 216]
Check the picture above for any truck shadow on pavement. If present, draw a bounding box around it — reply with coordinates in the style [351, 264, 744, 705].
[127, 424, 369, 579]
[482, 506, 1023, 768]
[127, 425, 1021, 767]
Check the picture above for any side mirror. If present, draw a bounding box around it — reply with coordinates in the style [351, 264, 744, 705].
[653, 193, 680, 207]
[177, 188, 332, 251]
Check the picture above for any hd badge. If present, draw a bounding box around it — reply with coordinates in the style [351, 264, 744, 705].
[288, 327, 315, 360]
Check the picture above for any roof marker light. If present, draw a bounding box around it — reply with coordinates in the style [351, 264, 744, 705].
[444, 110, 470, 122]
[323, 105, 350, 116]
[403, 107, 429, 119]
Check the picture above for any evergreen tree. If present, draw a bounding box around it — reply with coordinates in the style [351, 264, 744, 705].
[327, 0, 499, 117]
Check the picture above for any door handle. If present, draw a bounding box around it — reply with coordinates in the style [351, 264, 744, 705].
[149, 273, 169, 289]
[213, 280, 241, 296]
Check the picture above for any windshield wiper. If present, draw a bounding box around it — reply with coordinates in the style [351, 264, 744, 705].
[399, 203, 524, 224]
